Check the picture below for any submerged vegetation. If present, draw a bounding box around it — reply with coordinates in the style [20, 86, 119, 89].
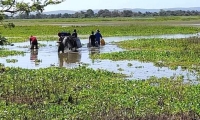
[0, 66, 200, 119]
[92, 37, 200, 73]
[0, 48, 24, 57]
[6, 59, 18, 63]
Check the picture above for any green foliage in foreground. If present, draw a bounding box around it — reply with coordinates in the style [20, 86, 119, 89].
[0, 66, 200, 119]
[0, 48, 24, 57]
[0, 24, 199, 42]
[91, 37, 200, 72]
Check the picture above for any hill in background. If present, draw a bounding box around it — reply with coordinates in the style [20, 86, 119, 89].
[43, 7, 200, 15]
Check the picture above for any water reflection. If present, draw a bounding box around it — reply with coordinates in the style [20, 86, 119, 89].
[89, 47, 100, 56]
[30, 49, 38, 61]
[58, 52, 81, 67]
[30, 49, 41, 67]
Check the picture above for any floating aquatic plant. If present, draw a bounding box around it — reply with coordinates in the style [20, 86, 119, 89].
[6, 59, 18, 63]
[0, 49, 24, 57]
[92, 37, 200, 74]
[0, 66, 199, 119]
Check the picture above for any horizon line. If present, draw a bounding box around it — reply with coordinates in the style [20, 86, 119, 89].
[44, 6, 200, 12]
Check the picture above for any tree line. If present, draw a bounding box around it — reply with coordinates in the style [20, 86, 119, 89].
[4, 9, 200, 19]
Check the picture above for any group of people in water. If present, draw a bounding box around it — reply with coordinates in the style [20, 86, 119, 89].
[89, 29, 102, 47]
[57, 29, 103, 47]
[29, 29, 103, 50]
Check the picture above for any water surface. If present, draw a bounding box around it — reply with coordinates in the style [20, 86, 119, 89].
[1, 33, 200, 81]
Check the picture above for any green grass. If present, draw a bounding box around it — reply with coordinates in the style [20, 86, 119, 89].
[0, 66, 200, 119]
[1, 16, 200, 42]
[1, 25, 199, 42]
[4, 16, 200, 23]
[91, 37, 200, 72]
[2, 16, 200, 28]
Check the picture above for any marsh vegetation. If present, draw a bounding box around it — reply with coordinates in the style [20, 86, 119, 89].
[0, 16, 200, 119]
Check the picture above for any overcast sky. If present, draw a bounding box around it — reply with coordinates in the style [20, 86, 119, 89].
[43, 0, 199, 12]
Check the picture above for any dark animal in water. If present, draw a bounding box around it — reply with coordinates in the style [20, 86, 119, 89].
[58, 35, 77, 53]
[63, 36, 77, 50]
[58, 41, 65, 53]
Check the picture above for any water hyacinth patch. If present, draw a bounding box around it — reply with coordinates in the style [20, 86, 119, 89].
[0, 66, 200, 119]
[91, 37, 200, 73]
[0, 49, 25, 57]
[6, 59, 18, 63]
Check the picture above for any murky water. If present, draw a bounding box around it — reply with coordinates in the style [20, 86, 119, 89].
[1, 33, 200, 81]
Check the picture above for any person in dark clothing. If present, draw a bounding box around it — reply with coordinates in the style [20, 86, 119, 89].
[30, 35, 38, 49]
[72, 29, 77, 38]
[95, 29, 102, 46]
[72, 29, 78, 48]
[89, 31, 96, 47]
[57, 36, 65, 53]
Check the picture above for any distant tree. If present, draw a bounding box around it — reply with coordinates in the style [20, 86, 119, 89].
[145, 11, 152, 16]
[111, 10, 120, 17]
[121, 10, 133, 17]
[152, 12, 159, 16]
[4, 8, 200, 19]
[36, 12, 42, 19]
[72, 11, 85, 18]
[62, 13, 70, 18]
[97, 9, 111, 17]
[73, 12, 79, 18]
[97, 9, 104, 17]
[159, 9, 166, 16]
[137, 11, 142, 16]
[86, 9, 94, 17]
[80, 11, 86, 18]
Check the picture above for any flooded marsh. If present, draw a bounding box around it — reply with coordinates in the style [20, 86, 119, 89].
[1, 30, 200, 119]
[92, 36, 200, 79]
[1, 34, 200, 81]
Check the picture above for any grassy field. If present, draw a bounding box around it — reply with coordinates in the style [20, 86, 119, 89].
[0, 24, 200, 42]
[4, 16, 200, 26]
[1, 25, 199, 37]
[0, 16, 199, 42]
